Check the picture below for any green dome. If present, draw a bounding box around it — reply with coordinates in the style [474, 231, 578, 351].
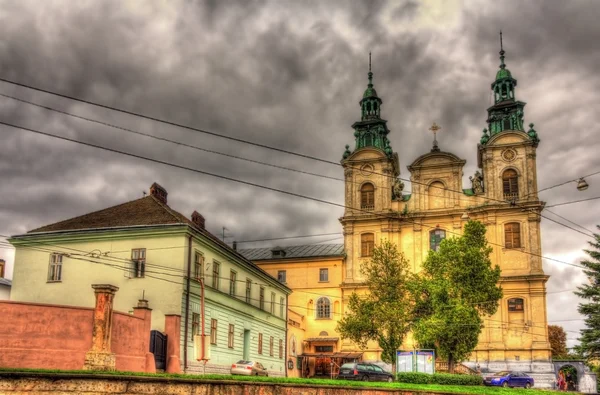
[496, 68, 512, 80]
[363, 87, 378, 98]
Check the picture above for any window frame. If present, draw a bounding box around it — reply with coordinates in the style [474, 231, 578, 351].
[47, 253, 63, 282]
[259, 287, 265, 310]
[279, 338, 283, 359]
[192, 312, 200, 340]
[212, 261, 220, 289]
[360, 183, 375, 210]
[277, 270, 286, 283]
[258, 333, 263, 354]
[316, 297, 331, 319]
[228, 324, 235, 348]
[504, 222, 521, 249]
[194, 251, 204, 281]
[319, 268, 329, 282]
[508, 298, 524, 312]
[502, 169, 519, 198]
[361, 233, 375, 257]
[229, 270, 237, 296]
[270, 292, 276, 314]
[269, 336, 274, 357]
[429, 229, 446, 252]
[210, 319, 217, 345]
[245, 278, 252, 303]
[131, 248, 146, 278]
[280, 297, 285, 317]
[0, 260, 5, 278]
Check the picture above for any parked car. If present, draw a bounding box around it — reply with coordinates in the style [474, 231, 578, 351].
[484, 371, 534, 388]
[230, 360, 269, 376]
[337, 362, 395, 382]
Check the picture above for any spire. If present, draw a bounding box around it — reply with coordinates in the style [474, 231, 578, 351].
[368, 52, 373, 87]
[499, 30, 506, 69]
[360, 52, 381, 121]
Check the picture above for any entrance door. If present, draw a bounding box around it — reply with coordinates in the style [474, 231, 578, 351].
[149, 330, 167, 370]
[315, 357, 332, 377]
[243, 330, 251, 360]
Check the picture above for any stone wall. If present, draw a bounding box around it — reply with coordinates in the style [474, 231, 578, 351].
[0, 372, 452, 394]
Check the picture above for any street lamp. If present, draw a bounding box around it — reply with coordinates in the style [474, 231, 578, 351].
[577, 178, 589, 191]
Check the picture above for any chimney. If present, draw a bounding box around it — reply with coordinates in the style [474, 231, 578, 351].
[149, 182, 168, 204]
[232, 241, 237, 251]
[191, 211, 205, 229]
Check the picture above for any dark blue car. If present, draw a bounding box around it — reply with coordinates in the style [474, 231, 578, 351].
[484, 371, 534, 388]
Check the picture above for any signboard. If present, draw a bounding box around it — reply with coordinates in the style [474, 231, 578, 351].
[397, 350, 435, 374]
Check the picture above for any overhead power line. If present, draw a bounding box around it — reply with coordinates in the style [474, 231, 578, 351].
[0, 121, 586, 270]
[1, 93, 596, 241]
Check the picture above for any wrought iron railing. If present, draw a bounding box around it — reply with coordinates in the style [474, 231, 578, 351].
[503, 192, 519, 202]
[361, 204, 374, 211]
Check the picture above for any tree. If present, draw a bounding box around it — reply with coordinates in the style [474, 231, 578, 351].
[336, 240, 414, 370]
[548, 325, 568, 358]
[575, 226, 600, 359]
[412, 220, 502, 373]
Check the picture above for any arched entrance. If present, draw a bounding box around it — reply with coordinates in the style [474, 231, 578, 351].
[553, 360, 594, 392]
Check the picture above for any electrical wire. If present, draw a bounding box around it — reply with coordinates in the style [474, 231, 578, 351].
[546, 196, 600, 209]
[0, 121, 587, 270]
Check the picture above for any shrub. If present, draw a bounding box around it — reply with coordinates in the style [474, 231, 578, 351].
[396, 372, 483, 386]
[396, 372, 432, 384]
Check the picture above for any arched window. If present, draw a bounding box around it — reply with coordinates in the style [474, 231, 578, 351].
[430, 229, 446, 252]
[508, 298, 524, 312]
[364, 133, 373, 146]
[502, 169, 519, 200]
[504, 223, 521, 248]
[503, 118, 511, 130]
[316, 298, 331, 319]
[361, 183, 375, 210]
[361, 233, 374, 257]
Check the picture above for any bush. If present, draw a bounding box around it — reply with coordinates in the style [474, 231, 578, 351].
[396, 372, 432, 384]
[396, 372, 483, 386]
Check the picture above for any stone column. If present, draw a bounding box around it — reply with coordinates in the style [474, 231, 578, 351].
[164, 314, 182, 373]
[83, 284, 119, 371]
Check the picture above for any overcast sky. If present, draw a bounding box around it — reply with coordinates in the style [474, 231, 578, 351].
[1, 0, 599, 348]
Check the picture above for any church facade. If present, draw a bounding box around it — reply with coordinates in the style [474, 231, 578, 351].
[339, 44, 551, 372]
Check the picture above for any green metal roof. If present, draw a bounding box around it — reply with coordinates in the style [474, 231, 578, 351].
[496, 68, 512, 80]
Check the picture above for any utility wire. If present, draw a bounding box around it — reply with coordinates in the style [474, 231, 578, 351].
[546, 196, 600, 209]
[0, 121, 586, 269]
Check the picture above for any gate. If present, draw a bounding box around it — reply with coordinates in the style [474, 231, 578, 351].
[150, 330, 167, 370]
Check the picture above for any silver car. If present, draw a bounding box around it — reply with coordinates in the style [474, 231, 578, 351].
[230, 360, 269, 376]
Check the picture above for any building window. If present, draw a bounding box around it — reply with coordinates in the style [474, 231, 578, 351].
[48, 253, 63, 282]
[258, 333, 263, 354]
[229, 270, 237, 296]
[194, 251, 204, 280]
[0, 259, 4, 278]
[502, 169, 519, 200]
[361, 233, 374, 257]
[271, 292, 276, 314]
[210, 319, 217, 344]
[259, 287, 265, 310]
[245, 278, 252, 303]
[508, 298, 524, 312]
[277, 270, 286, 283]
[315, 345, 334, 352]
[228, 324, 235, 348]
[505, 223, 521, 249]
[430, 229, 446, 252]
[131, 248, 146, 278]
[192, 313, 200, 340]
[361, 183, 375, 210]
[279, 339, 283, 359]
[316, 297, 331, 319]
[319, 268, 329, 282]
[212, 261, 220, 289]
[270, 336, 274, 356]
[280, 297, 285, 317]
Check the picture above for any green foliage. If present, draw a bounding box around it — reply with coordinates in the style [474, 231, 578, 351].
[396, 372, 483, 386]
[575, 226, 600, 360]
[412, 221, 502, 371]
[336, 240, 413, 366]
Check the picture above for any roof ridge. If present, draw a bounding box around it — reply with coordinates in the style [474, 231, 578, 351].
[149, 195, 188, 224]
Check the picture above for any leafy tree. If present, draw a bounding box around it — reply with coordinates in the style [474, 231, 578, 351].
[575, 226, 600, 359]
[336, 240, 414, 370]
[548, 325, 568, 358]
[412, 220, 502, 373]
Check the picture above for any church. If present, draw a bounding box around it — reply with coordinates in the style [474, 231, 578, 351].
[241, 38, 553, 380]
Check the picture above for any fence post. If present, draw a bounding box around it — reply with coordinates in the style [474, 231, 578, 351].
[83, 284, 119, 371]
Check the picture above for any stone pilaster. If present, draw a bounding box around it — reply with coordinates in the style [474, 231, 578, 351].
[83, 284, 119, 371]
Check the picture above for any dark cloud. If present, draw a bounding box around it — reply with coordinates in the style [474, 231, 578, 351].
[0, 0, 599, 343]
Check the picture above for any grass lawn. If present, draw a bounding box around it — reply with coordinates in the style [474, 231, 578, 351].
[0, 368, 556, 395]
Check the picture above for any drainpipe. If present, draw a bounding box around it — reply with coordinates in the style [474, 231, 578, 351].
[200, 276, 206, 361]
[285, 293, 289, 377]
[183, 234, 192, 371]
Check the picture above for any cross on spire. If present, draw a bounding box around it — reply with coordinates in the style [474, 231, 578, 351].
[369, 52, 372, 72]
[499, 30, 506, 69]
[429, 122, 441, 152]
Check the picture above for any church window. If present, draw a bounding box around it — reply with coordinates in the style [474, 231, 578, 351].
[508, 298, 524, 312]
[361, 183, 375, 210]
[364, 133, 373, 146]
[361, 233, 375, 257]
[503, 117, 511, 130]
[504, 223, 521, 248]
[316, 297, 331, 319]
[429, 229, 446, 252]
[502, 169, 519, 199]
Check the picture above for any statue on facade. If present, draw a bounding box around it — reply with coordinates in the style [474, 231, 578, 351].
[470, 171, 484, 194]
[392, 178, 404, 200]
